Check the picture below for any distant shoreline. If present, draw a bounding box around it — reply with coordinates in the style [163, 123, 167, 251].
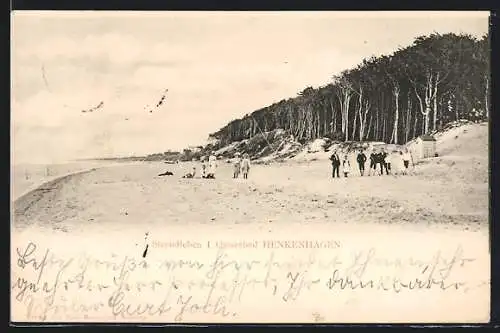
[73, 157, 147, 162]
[11, 160, 141, 202]
[12, 167, 101, 204]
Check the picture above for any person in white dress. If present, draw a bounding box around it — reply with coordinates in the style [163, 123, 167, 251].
[402, 148, 413, 175]
[207, 154, 217, 179]
[233, 153, 241, 178]
[395, 151, 406, 175]
[342, 155, 351, 177]
[240, 154, 251, 179]
[200, 157, 207, 178]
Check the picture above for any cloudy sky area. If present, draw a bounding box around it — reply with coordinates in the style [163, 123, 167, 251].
[11, 11, 489, 163]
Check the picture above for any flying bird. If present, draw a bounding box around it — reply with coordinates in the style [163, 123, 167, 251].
[81, 101, 104, 113]
[156, 90, 168, 107]
[147, 89, 169, 113]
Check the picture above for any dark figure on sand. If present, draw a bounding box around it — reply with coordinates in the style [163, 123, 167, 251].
[369, 151, 377, 176]
[377, 150, 388, 175]
[158, 171, 174, 176]
[357, 150, 367, 176]
[330, 150, 341, 178]
[384, 153, 392, 175]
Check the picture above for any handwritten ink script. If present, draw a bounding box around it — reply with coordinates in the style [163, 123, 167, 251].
[11, 241, 489, 322]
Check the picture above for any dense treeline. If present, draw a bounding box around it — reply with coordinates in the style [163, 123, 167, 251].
[208, 33, 490, 148]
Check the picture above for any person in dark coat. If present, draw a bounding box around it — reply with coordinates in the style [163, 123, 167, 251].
[384, 153, 392, 175]
[356, 149, 367, 176]
[329, 150, 341, 178]
[379, 149, 388, 175]
[369, 151, 377, 176]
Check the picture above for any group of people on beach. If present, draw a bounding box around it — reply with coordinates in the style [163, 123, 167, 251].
[330, 148, 414, 178]
[200, 154, 218, 179]
[180, 147, 412, 180]
[180, 152, 251, 179]
[179, 154, 217, 179]
[231, 153, 251, 179]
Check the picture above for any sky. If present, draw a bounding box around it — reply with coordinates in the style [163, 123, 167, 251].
[11, 11, 489, 164]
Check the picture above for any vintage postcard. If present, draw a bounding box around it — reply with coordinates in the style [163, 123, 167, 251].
[11, 11, 490, 323]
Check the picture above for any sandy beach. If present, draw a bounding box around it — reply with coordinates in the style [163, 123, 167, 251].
[10, 124, 490, 323]
[12, 158, 488, 235]
[12, 122, 489, 236]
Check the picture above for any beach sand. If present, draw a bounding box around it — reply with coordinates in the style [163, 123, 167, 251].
[12, 156, 488, 235]
[10, 123, 490, 323]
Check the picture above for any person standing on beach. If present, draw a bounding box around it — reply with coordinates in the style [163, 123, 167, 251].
[384, 152, 392, 175]
[378, 149, 388, 176]
[241, 154, 251, 179]
[395, 151, 406, 175]
[342, 155, 351, 178]
[201, 157, 207, 178]
[356, 149, 367, 176]
[207, 154, 217, 179]
[369, 151, 377, 176]
[329, 150, 341, 178]
[402, 148, 413, 175]
[372, 149, 383, 176]
[233, 153, 241, 178]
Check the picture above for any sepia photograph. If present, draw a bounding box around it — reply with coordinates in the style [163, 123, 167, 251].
[11, 11, 490, 323]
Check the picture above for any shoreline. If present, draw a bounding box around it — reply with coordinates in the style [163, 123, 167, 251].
[12, 168, 99, 229]
[12, 166, 104, 204]
[11, 160, 151, 203]
[13, 168, 93, 203]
